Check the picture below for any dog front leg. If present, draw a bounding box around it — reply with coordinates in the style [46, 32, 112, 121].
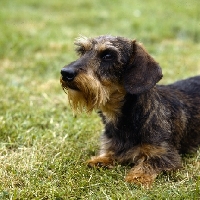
[125, 159, 158, 187]
[87, 153, 115, 168]
[87, 133, 115, 168]
[125, 144, 182, 187]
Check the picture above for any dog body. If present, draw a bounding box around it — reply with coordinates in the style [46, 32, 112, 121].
[60, 35, 200, 186]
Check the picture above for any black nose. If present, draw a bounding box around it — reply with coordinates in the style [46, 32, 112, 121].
[61, 68, 77, 82]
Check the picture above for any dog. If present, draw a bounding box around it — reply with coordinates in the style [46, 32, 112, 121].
[60, 35, 200, 186]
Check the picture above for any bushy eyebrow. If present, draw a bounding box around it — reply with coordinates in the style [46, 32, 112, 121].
[74, 36, 92, 55]
[94, 42, 119, 53]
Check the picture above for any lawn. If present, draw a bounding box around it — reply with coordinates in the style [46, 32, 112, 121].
[0, 0, 200, 199]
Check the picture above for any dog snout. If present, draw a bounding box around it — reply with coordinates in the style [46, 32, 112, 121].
[61, 67, 77, 82]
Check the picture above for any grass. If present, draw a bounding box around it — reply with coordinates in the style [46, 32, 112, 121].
[0, 0, 200, 199]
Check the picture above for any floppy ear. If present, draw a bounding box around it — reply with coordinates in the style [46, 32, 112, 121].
[123, 41, 163, 94]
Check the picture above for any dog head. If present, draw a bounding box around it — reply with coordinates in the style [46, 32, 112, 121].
[60, 35, 162, 113]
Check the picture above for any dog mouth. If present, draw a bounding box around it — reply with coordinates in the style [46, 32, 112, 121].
[60, 77, 80, 91]
[66, 84, 80, 91]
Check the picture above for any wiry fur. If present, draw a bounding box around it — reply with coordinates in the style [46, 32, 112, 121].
[61, 72, 110, 112]
[60, 35, 200, 186]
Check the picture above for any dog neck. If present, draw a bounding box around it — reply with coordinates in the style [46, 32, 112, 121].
[100, 85, 126, 124]
[100, 86, 159, 125]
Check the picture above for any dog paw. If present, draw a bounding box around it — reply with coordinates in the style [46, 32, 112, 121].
[87, 156, 114, 169]
[125, 171, 157, 187]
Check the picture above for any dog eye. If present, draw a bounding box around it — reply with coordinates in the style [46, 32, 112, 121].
[102, 54, 113, 61]
[100, 52, 115, 62]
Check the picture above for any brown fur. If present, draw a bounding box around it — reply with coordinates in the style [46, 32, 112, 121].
[60, 35, 200, 186]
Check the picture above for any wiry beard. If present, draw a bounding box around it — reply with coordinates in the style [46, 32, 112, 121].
[60, 73, 110, 112]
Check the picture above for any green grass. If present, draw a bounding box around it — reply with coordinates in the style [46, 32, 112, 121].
[0, 0, 200, 199]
